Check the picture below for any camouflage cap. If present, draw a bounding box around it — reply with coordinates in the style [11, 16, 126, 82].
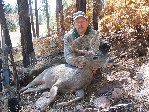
[73, 11, 88, 20]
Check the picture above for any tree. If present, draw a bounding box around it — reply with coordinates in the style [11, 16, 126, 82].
[4, 3, 18, 32]
[17, 0, 36, 67]
[76, 0, 86, 13]
[0, 0, 11, 48]
[55, 0, 65, 49]
[93, 0, 102, 30]
[0, 1, 20, 111]
[35, 0, 39, 37]
[45, 0, 49, 32]
[29, 0, 36, 38]
[41, 0, 50, 35]
[56, 0, 65, 36]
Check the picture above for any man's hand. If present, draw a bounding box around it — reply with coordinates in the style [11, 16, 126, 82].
[77, 62, 86, 68]
[68, 57, 97, 73]
[68, 56, 86, 68]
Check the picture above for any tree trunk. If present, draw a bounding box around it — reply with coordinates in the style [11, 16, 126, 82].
[76, 0, 86, 13]
[35, 0, 39, 37]
[17, 0, 36, 67]
[93, 0, 102, 30]
[56, 0, 64, 48]
[29, 0, 36, 38]
[60, 1, 65, 35]
[56, 0, 65, 36]
[0, 0, 11, 48]
[56, 0, 60, 33]
[0, 1, 20, 111]
[45, 0, 49, 32]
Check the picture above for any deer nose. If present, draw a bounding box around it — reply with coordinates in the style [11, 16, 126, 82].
[109, 59, 114, 63]
[106, 58, 114, 64]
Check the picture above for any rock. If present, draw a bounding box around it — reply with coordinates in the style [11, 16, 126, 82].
[112, 88, 124, 100]
[98, 80, 122, 95]
[93, 96, 110, 109]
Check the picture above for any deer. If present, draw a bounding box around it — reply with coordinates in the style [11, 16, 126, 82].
[20, 34, 114, 111]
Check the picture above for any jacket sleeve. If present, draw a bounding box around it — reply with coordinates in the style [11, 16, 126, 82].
[63, 33, 75, 64]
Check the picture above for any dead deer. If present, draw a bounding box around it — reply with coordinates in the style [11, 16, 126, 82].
[20, 34, 114, 111]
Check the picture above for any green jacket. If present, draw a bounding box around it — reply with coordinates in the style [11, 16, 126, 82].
[63, 26, 101, 67]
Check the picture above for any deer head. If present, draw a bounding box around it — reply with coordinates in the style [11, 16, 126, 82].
[71, 33, 114, 68]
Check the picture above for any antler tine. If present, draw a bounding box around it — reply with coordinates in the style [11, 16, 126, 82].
[71, 35, 92, 55]
[90, 31, 100, 51]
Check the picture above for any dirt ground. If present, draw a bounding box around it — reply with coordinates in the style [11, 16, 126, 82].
[18, 53, 148, 112]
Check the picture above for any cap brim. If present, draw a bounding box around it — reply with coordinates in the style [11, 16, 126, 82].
[73, 15, 87, 20]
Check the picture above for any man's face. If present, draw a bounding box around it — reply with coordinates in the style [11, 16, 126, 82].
[74, 17, 89, 35]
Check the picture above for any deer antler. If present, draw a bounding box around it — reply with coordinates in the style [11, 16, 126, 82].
[71, 35, 91, 55]
[71, 32, 99, 55]
[90, 31, 100, 51]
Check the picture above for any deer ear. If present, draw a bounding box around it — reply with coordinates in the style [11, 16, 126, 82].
[99, 43, 111, 54]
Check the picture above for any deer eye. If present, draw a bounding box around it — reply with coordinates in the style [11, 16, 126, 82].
[93, 56, 98, 60]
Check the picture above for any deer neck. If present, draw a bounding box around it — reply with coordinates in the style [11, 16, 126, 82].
[83, 64, 98, 75]
[81, 64, 94, 75]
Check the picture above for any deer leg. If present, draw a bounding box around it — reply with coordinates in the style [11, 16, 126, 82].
[20, 73, 45, 92]
[57, 89, 85, 106]
[34, 86, 58, 111]
[21, 83, 48, 94]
